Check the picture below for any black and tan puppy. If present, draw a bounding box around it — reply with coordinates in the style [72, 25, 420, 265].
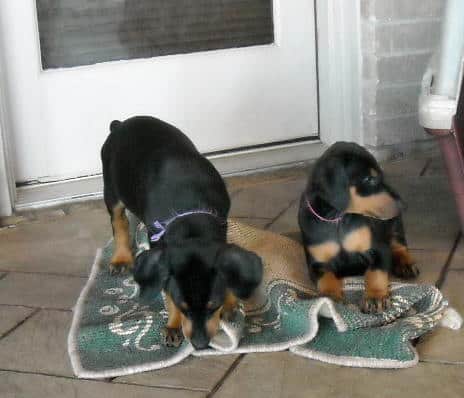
[101, 116, 263, 349]
[298, 142, 418, 313]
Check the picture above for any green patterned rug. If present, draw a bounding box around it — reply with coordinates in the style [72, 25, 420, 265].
[68, 216, 459, 379]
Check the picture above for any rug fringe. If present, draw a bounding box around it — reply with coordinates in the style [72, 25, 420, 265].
[439, 307, 463, 330]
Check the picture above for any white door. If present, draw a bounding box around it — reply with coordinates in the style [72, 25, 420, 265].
[0, 1, 318, 184]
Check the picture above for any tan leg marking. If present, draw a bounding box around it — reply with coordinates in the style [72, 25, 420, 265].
[163, 293, 185, 347]
[391, 239, 419, 279]
[221, 291, 238, 321]
[222, 291, 238, 314]
[346, 186, 399, 220]
[364, 269, 390, 300]
[166, 293, 182, 330]
[342, 226, 372, 253]
[111, 202, 133, 267]
[391, 240, 415, 267]
[181, 315, 192, 339]
[308, 241, 340, 262]
[318, 271, 344, 301]
[206, 307, 223, 338]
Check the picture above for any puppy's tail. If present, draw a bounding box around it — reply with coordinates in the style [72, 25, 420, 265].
[110, 120, 122, 133]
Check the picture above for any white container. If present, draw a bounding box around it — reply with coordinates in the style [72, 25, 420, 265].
[418, 56, 463, 131]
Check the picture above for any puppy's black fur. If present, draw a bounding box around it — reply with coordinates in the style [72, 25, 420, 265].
[101, 116, 263, 349]
[298, 142, 418, 313]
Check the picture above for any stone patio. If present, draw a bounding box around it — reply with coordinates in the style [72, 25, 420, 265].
[1, 152, 463, 397]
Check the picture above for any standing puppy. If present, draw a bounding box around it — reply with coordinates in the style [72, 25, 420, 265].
[298, 142, 418, 313]
[101, 116, 263, 349]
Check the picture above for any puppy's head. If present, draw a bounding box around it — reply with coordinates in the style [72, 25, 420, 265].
[133, 242, 263, 349]
[310, 142, 402, 220]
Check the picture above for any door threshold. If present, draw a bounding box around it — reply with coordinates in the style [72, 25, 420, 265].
[15, 140, 326, 211]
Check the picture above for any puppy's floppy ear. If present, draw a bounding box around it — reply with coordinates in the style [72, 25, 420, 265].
[217, 244, 263, 299]
[133, 249, 168, 295]
[312, 157, 349, 211]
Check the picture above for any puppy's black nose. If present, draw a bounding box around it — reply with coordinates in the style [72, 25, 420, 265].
[190, 334, 210, 350]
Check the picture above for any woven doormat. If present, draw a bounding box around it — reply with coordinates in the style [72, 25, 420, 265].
[68, 216, 457, 379]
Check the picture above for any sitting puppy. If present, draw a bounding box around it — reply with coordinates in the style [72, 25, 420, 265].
[298, 142, 418, 313]
[101, 116, 263, 349]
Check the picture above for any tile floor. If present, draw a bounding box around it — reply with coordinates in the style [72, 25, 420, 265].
[0, 153, 463, 397]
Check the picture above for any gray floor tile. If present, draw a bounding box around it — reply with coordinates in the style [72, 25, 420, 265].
[0, 310, 74, 376]
[229, 179, 305, 220]
[0, 207, 110, 276]
[268, 201, 299, 234]
[449, 237, 464, 270]
[117, 355, 239, 392]
[381, 157, 428, 178]
[0, 371, 205, 398]
[390, 175, 460, 250]
[418, 270, 464, 364]
[214, 352, 464, 398]
[451, 256, 464, 270]
[0, 306, 35, 337]
[424, 155, 446, 176]
[0, 273, 85, 310]
[225, 168, 308, 194]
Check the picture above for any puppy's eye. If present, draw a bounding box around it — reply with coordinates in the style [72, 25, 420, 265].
[362, 175, 379, 187]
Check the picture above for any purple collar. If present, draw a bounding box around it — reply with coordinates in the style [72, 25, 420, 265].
[150, 209, 219, 242]
[305, 196, 342, 224]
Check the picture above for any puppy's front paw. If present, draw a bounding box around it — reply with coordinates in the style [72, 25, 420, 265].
[361, 295, 392, 314]
[162, 327, 184, 348]
[109, 262, 132, 275]
[110, 249, 133, 275]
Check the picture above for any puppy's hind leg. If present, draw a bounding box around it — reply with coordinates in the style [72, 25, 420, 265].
[391, 240, 419, 279]
[390, 216, 419, 279]
[108, 201, 134, 275]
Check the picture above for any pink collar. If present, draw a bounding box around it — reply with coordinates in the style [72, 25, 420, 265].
[305, 196, 342, 224]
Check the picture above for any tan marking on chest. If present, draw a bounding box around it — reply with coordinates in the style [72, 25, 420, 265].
[307, 241, 341, 262]
[364, 269, 390, 299]
[342, 226, 372, 253]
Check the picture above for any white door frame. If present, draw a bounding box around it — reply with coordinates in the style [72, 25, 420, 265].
[0, 52, 15, 217]
[0, 0, 361, 215]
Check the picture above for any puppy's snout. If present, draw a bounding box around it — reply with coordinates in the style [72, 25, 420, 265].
[190, 332, 210, 350]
